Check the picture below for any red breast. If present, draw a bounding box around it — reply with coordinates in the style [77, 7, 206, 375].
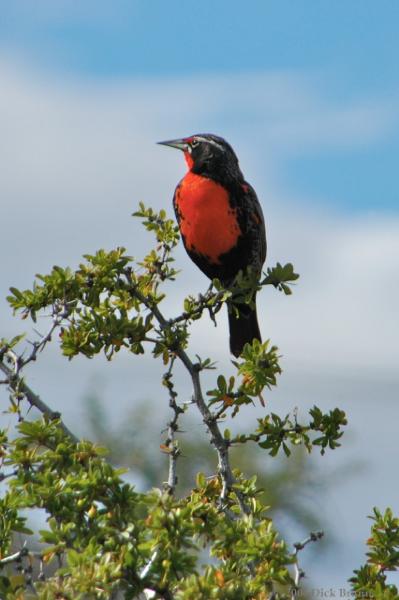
[175, 172, 242, 265]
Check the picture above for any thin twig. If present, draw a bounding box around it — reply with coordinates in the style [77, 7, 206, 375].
[168, 288, 225, 326]
[140, 549, 159, 580]
[0, 300, 78, 442]
[141, 549, 174, 600]
[162, 356, 183, 495]
[0, 542, 41, 565]
[291, 530, 324, 598]
[21, 307, 65, 368]
[0, 354, 79, 444]
[0, 545, 29, 566]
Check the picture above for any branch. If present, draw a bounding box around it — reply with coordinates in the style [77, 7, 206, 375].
[141, 550, 174, 600]
[0, 351, 79, 444]
[20, 302, 70, 368]
[0, 544, 29, 566]
[168, 287, 225, 327]
[0, 542, 42, 564]
[0, 543, 45, 592]
[291, 530, 324, 597]
[130, 284, 250, 516]
[0, 300, 79, 442]
[140, 549, 159, 580]
[162, 356, 183, 495]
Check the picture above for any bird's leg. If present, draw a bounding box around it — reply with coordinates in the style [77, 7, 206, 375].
[208, 307, 218, 328]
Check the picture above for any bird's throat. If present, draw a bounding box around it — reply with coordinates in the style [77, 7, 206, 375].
[184, 151, 194, 169]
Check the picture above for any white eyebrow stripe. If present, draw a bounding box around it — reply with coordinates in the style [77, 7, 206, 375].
[194, 136, 226, 152]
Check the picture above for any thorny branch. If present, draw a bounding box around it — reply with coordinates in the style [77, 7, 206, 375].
[168, 287, 225, 327]
[0, 303, 79, 443]
[162, 356, 183, 494]
[291, 530, 324, 598]
[130, 281, 250, 516]
[21, 301, 71, 368]
[0, 355, 79, 443]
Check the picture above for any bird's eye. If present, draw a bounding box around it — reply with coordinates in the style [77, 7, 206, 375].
[190, 139, 199, 148]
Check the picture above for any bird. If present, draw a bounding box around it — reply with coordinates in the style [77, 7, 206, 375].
[158, 134, 266, 357]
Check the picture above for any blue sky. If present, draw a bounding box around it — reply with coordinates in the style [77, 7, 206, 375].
[1, 1, 398, 212]
[2, 1, 399, 85]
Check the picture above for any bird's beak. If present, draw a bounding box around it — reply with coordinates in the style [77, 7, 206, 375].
[157, 138, 188, 152]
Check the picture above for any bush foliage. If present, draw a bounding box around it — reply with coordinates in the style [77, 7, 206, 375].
[0, 205, 396, 599]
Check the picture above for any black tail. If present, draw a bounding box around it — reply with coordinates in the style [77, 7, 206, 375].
[227, 301, 261, 358]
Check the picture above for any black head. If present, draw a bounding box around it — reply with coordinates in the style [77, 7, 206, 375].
[158, 133, 244, 184]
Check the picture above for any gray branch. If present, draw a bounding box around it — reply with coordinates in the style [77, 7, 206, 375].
[21, 304, 67, 367]
[0, 351, 79, 444]
[0, 542, 43, 566]
[162, 357, 183, 495]
[0, 545, 29, 566]
[130, 284, 250, 516]
[0, 301, 79, 443]
[291, 530, 324, 598]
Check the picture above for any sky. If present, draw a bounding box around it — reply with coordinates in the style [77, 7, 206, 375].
[1, 0, 399, 591]
[1, 0, 399, 215]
